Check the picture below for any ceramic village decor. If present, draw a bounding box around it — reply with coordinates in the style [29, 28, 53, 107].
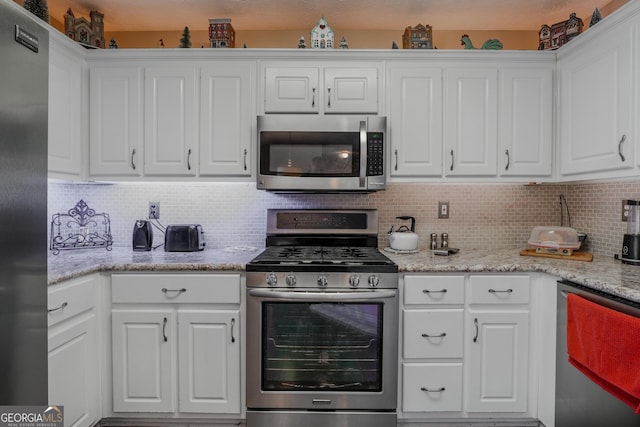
[402, 24, 433, 49]
[64, 8, 105, 48]
[460, 34, 503, 49]
[310, 16, 334, 49]
[209, 18, 235, 48]
[538, 13, 583, 50]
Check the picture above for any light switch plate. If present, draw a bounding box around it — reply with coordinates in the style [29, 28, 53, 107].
[622, 199, 629, 222]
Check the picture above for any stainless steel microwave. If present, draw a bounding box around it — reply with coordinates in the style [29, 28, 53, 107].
[257, 115, 386, 192]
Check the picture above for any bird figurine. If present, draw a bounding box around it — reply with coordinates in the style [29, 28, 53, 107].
[460, 34, 503, 50]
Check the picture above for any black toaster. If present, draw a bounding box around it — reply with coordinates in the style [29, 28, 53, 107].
[164, 224, 205, 252]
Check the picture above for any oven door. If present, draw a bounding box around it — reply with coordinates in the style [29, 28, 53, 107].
[246, 288, 398, 411]
[257, 115, 386, 192]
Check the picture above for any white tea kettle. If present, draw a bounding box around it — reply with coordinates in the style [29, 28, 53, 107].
[388, 216, 419, 251]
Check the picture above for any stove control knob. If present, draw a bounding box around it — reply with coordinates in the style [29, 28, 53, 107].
[349, 275, 361, 288]
[266, 273, 278, 287]
[368, 275, 380, 288]
[317, 274, 328, 288]
[286, 274, 297, 287]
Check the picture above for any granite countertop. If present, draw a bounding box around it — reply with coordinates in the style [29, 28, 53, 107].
[48, 246, 640, 303]
[47, 246, 262, 285]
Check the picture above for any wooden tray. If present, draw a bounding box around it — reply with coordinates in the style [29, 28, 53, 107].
[519, 248, 593, 262]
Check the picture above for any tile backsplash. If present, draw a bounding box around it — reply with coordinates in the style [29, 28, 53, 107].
[47, 180, 640, 257]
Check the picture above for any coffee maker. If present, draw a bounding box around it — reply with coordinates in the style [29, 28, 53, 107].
[621, 200, 640, 265]
[133, 220, 153, 251]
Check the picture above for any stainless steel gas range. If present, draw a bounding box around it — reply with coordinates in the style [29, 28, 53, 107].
[246, 209, 399, 427]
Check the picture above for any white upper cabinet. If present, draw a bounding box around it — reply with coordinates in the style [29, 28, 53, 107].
[48, 34, 84, 179]
[144, 65, 198, 176]
[388, 64, 443, 177]
[444, 67, 499, 177]
[89, 66, 143, 177]
[558, 20, 634, 176]
[262, 62, 380, 114]
[199, 62, 255, 176]
[500, 66, 553, 177]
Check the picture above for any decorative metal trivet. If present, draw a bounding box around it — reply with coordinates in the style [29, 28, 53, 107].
[50, 200, 113, 255]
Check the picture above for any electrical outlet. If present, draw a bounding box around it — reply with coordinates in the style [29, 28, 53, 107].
[149, 202, 160, 219]
[438, 201, 450, 219]
[622, 199, 629, 222]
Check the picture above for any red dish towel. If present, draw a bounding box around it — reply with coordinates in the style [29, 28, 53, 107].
[567, 293, 640, 413]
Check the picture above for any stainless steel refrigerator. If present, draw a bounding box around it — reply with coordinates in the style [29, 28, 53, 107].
[0, 0, 49, 404]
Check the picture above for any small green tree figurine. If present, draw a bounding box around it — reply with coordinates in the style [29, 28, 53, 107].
[23, 0, 50, 23]
[179, 26, 192, 48]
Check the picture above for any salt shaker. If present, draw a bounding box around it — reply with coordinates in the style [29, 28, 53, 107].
[429, 233, 438, 250]
[441, 233, 449, 249]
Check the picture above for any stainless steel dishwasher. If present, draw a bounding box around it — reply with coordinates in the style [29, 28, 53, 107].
[556, 280, 640, 427]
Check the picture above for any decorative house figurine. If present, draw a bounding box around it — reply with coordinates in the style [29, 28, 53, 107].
[209, 18, 235, 48]
[538, 13, 583, 50]
[310, 16, 334, 49]
[108, 37, 118, 49]
[298, 36, 306, 48]
[64, 8, 104, 48]
[339, 36, 348, 49]
[402, 24, 433, 49]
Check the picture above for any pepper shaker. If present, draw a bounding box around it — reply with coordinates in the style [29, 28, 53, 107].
[429, 233, 438, 250]
[441, 233, 449, 249]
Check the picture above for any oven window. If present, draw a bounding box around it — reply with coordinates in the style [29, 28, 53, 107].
[260, 131, 360, 177]
[261, 302, 383, 392]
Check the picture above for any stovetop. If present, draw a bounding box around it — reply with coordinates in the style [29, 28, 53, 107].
[249, 245, 394, 266]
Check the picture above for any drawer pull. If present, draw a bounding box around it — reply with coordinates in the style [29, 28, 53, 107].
[422, 332, 446, 338]
[162, 317, 168, 342]
[488, 288, 513, 294]
[162, 288, 187, 297]
[423, 289, 447, 294]
[421, 387, 445, 393]
[47, 302, 68, 313]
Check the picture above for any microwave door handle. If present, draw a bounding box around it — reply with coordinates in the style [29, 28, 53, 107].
[359, 120, 367, 188]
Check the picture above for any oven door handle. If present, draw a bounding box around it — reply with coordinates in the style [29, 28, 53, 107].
[248, 289, 397, 300]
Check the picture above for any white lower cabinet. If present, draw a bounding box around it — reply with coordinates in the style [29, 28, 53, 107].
[48, 274, 101, 427]
[403, 363, 463, 412]
[111, 273, 242, 415]
[466, 275, 530, 413]
[400, 274, 534, 421]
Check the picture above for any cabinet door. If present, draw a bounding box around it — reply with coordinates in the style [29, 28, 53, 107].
[89, 67, 143, 177]
[466, 311, 529, 413]
[444, 67, 498, 176]
[558, 24, 634, 176]
[112, 309, 175, 412]
[144, 66, 197, 176]
[323, 67, 378, 114]
[200, 62, 255, 176]
[264, 67, 319, 113]
[48, 38, 83, 178]
[48, 314, 99, 427]
[500, 67, 553, 177]
[178, 310, 241, 414]
[388, 66, 443, 176]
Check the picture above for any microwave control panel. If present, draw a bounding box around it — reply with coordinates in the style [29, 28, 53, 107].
[367, 132, 384, 176]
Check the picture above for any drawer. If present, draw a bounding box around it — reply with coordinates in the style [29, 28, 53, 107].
[403, 309, 463, 358]
[404, 275, 464, 305]
[111, 273, 240, 304]
[468, 275, 530, 304]
[402, 363, 463, 412]
[48, 274, 97, 327]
